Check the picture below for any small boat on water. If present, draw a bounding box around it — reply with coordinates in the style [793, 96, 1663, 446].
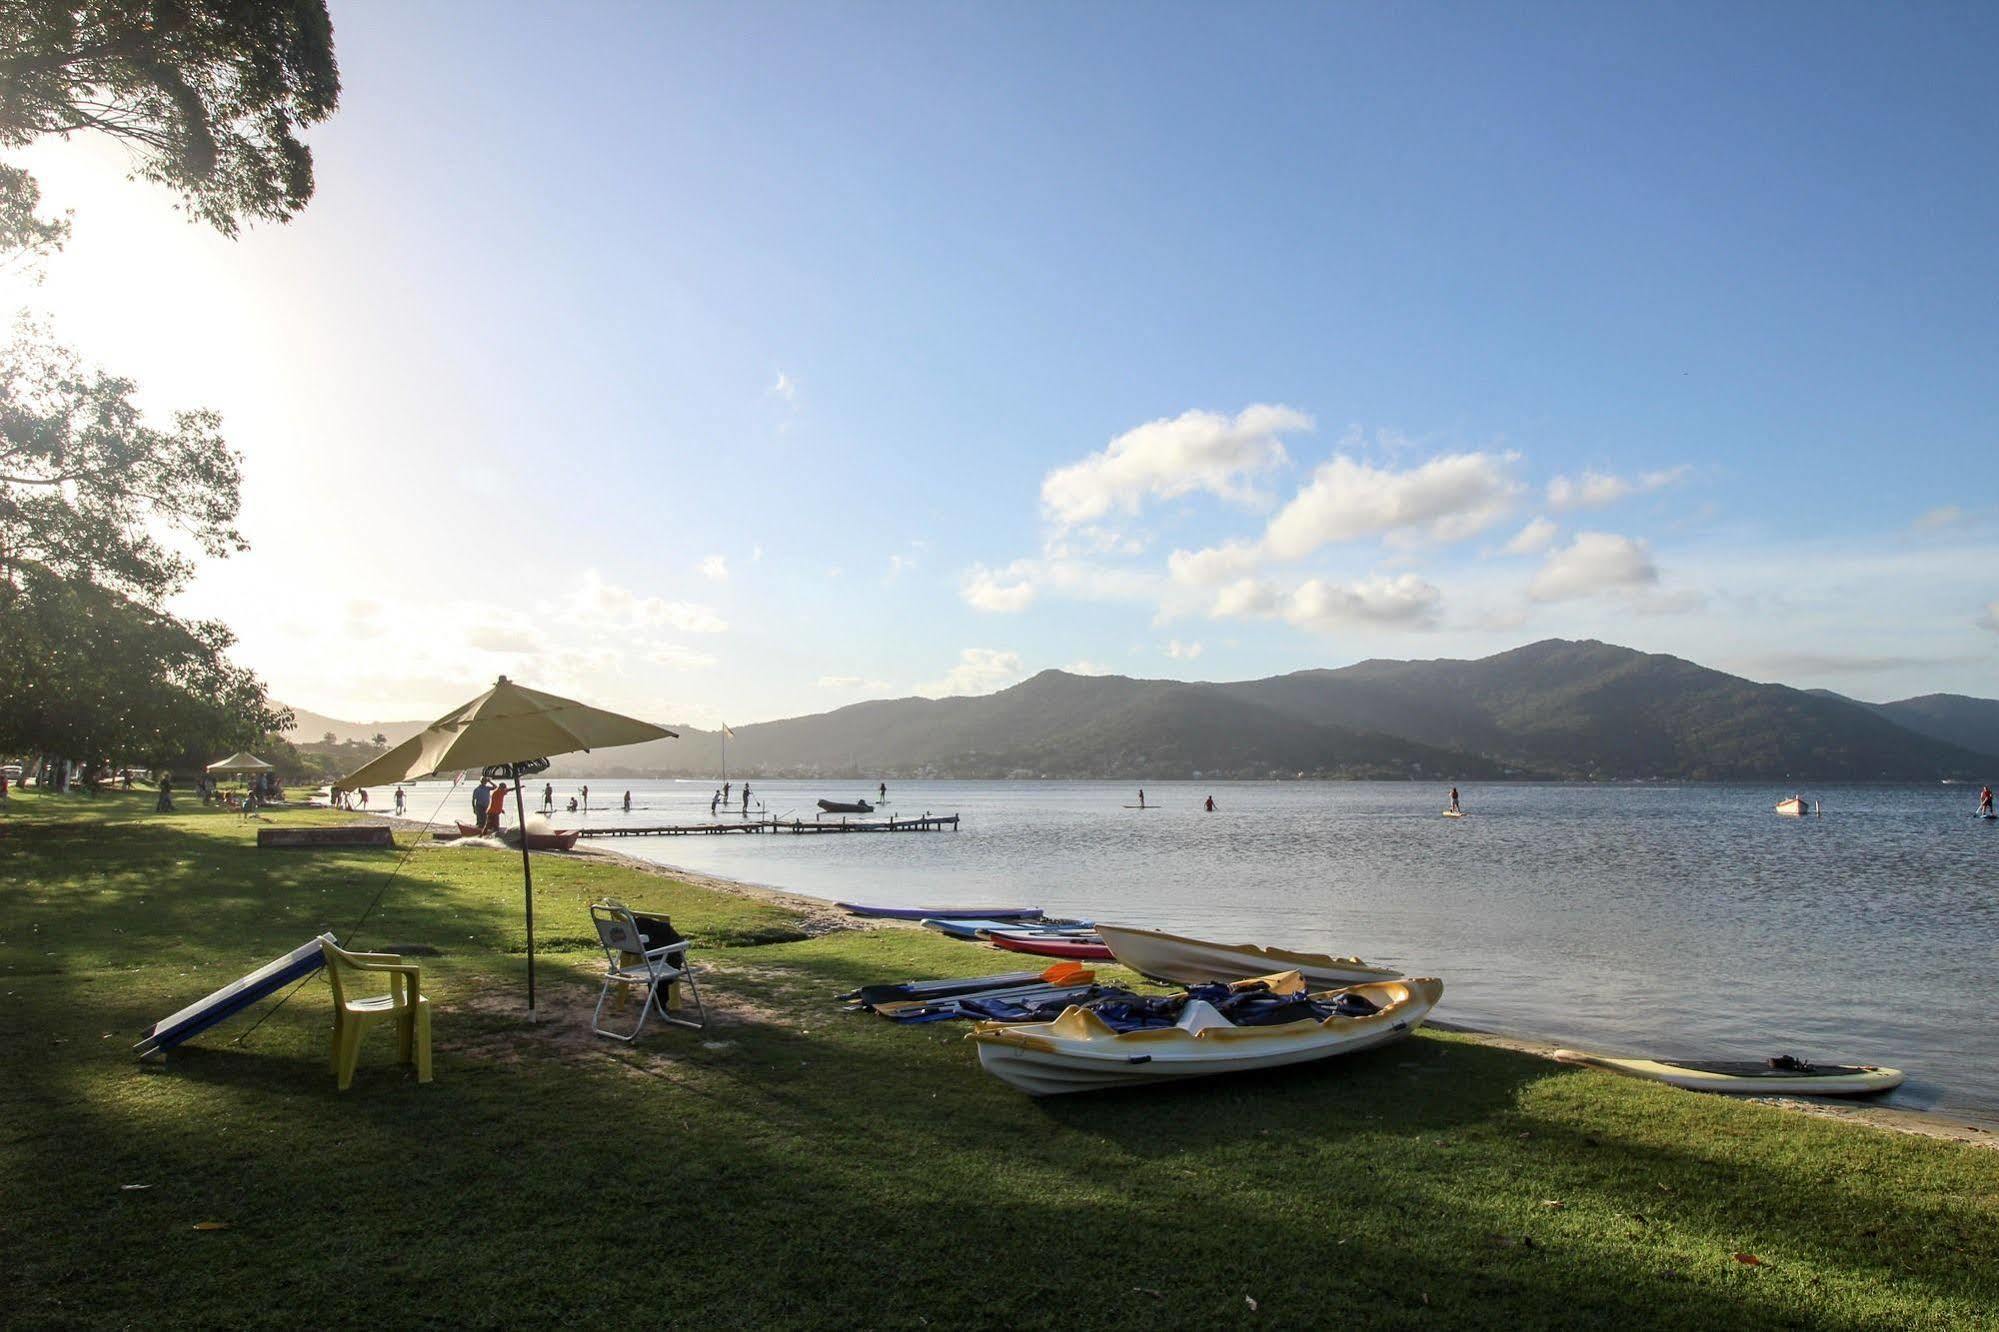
[989, 931, 1116, 961]
[1093, 923, 1400, 989]
[969, 973, 1444, 1096]
[455, 822, 582, 851]
[1775, 795, 1814, 817]
[1554, 1050, 1904, 1097]
[837, 903, 1044, 921]
[817, 798, 874, 814]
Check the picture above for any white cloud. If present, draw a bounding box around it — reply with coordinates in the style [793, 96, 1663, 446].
[770, 370, 795, 403]
[887, 552, 916, 580]
[960, 563, 1038, 613]
[1064, 660, 1114, 675]
[343, 599, 387, 640]
[1528, 532, 1660, 601]
[1164, 639, 1204, 660]
[918, 648, 1024, 698]
[571, 569, 727, 633]
[698, 554, 728, 581]
[1040, 404, 1311, 526]
[1207, 572, 1441, 631]
[1501, 516, 1558, 556]
[649, 644, 719, 670]
[1170, 450, 1520, 582]
[466, 624, 538, 653]
[817, 674, 889, 689]
[1546, 465, 1688, 512]
[1914, 505, 1965, 532]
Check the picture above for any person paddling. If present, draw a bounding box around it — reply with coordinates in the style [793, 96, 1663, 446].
[1204, 795, 1216, 812]
[1448, 786, 1461, 813]
[1137, 788, 1146, 809]
[1981, 785, 1994, 817]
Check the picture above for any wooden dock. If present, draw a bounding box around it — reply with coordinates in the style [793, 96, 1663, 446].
[575, 813, 960, 838]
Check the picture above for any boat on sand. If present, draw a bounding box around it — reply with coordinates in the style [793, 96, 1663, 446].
[1094, 923, 1400, 988]
[1554, 1050, 1903, 1097]
[969, 973, 1443, 1095]
[989, 931, 1115, 961]
[455, 822, 581, 851]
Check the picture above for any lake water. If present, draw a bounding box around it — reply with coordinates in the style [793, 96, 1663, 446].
[372, 777, 1999, 1123]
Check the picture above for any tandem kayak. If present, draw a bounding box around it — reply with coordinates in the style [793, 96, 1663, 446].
[989, 932, 1116, 961]
[1553, 1050, 1905, 1097]
[969, 974, 1444, 1096]
[838, 903, 1044, 921]
[1093, 923, 1400, 989]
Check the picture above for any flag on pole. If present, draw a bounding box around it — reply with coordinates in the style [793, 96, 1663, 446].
[721, 723, 736, 738]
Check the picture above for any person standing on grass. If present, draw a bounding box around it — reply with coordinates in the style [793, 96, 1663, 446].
[156, 773, 174, 812]
[472, 775, 493, 830]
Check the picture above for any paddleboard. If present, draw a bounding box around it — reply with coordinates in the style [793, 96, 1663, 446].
[1979, 813, 1997, 822]
[1553, 1050, 1904, 1097]
[1121, 805, 1157, 810]
[1442, 809, 1465, 818]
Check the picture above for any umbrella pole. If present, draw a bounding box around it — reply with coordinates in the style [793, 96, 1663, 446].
[513, 771, 536, 1012]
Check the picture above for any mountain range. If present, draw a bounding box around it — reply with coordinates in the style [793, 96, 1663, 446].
[285, 639, 1999, 782]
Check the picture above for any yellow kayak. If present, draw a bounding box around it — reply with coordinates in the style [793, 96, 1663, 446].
[1553, 1050, 1904, 1096]
[969, 973, 1443, 1096]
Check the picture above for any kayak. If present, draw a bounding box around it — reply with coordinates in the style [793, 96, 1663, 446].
[1553, 1050, 1905, 1097]
[989, 932, 1115, 961]
[970, 974, 1443, 1096]
[456, 822, 582, 851]
[837, 903, 1044, 921]
[1094, 923, 1400, 988]
[921, 916, 1092, 941]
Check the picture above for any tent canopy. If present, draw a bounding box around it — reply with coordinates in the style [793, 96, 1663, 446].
[205, 752, 274, 774]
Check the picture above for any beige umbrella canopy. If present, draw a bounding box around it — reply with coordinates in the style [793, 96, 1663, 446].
[333, 677, 676, 1010]
[205, 752, 274, 774]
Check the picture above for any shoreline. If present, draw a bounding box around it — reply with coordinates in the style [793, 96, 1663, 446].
[368, 808, 1999, 1150]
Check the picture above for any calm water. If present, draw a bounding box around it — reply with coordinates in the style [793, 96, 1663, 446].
[374, 778, 1999, 1121]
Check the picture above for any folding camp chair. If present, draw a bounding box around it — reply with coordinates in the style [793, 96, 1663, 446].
[590, 901, 705, 1040]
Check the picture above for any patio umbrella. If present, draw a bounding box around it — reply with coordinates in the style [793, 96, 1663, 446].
[205, 752, 274, 774]
[332, 677, 676, 1008]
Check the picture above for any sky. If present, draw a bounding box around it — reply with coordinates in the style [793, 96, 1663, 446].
[7, 2, 1999, 725]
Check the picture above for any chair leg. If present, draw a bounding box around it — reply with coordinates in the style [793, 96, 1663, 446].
[593, 978, 648, 1041]
[336, 1021, 363, 1091]
[397, 1010, 414, 1064]
[329, 1015, 343, 1074]
[662, 966, 706, 1029]
[413, 1004, 432, 1084]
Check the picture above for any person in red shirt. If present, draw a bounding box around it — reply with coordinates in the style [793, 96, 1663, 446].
[486, 783, 509, 834]
[1980, 786, 1994, 817]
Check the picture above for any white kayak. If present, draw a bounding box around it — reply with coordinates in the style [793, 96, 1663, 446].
[1094, 923, 1401, 988]
[969, 974, 1444, 1096]
[1553, 1050, 1904, 1097]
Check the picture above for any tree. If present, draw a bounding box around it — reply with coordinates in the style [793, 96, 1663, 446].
[0, 0, 340, 234]
[321, 731, 335, 746]
[370, 731, 386, 748]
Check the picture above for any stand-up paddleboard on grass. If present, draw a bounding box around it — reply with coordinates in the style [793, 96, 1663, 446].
[1553, 1050, 1904, 1096]
[136, 934, 336, 1057]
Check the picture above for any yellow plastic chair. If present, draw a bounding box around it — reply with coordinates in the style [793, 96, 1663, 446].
[321, 940, 432, 1091]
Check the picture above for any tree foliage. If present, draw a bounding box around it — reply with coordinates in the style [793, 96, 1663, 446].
[0, 0, 340, 234]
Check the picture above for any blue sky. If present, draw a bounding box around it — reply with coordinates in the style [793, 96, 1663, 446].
[9, 2, 1998, 722]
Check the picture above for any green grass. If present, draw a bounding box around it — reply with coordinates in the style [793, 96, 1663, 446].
[3, 789, 1995, 1328]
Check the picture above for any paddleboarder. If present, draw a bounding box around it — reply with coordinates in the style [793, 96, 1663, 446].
[1137, 788, 1146, 808]
[879, 781, 887, 801]
[1448, 786, 1461, 813]
[1204, 795, 1216, 812]
[1980, 785, 1994, 817]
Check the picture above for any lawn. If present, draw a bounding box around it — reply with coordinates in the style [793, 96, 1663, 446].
[3, 789, 1995, 1328]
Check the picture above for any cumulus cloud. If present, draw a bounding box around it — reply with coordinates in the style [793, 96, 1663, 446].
[1164, 639, 1204, 660]
[698, 554, 728, 581]
[1169, 451, 1520, 583]
[1207, 572, 1441, 631]
[918, 648, 1024, 698]
[961, 564, 1037, 613]
[1502, 516, 1558, 556]
[1528, 532, 1660, 601]
[571, 569, 727, 633]
[1040, 404, 1311, 526]
[1546, 465, 1689, 512]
